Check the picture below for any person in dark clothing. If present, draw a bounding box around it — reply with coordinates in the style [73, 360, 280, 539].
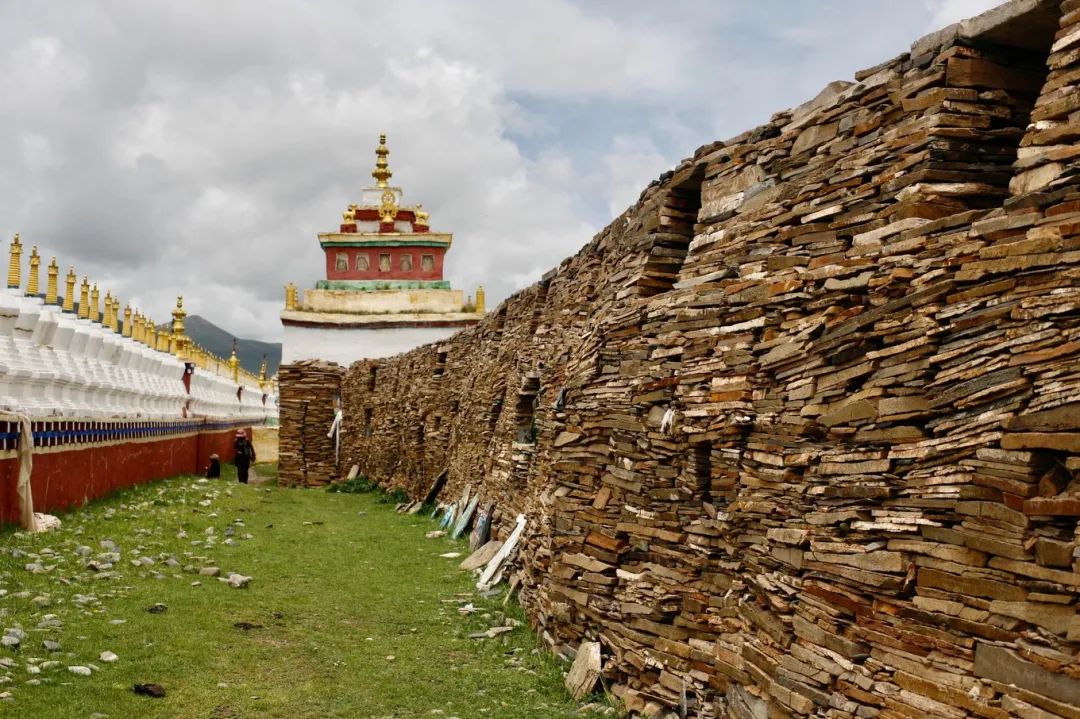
[206, 453, 221, 479]
[233, 430, 256, 484]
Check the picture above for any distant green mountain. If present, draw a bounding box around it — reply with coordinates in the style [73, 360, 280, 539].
[158, 315, 281, 377]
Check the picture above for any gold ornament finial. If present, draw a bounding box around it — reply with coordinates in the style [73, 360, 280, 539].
[372, 133, 392, 188]
[112, 297, 120, 332]
[171, 295, 188, 359]
[27, 246, 40, 296]
[285, 282, 298, 310]
[103, 291, 112, 329]
[228, 338, 240, 383]
[123, 304, 132, 337]
[78, 277, 90, 319]
[259, 354, 268, 389]
[63, 268, 76, 312]
[475, 285, 486, 314]
[46, 257, 58, 305]
[90, 284, 100, 323]
[7, 234, 22, 290]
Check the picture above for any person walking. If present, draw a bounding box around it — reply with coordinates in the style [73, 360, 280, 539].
[233, 429, 256, 484]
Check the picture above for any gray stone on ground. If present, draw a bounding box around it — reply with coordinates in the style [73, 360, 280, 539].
[225, 574, 251, 589]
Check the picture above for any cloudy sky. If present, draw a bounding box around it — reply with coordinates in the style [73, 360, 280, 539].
[0, 0, 1001, 342]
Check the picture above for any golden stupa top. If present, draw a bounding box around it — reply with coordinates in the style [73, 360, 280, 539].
[372, 133, 392, 188]
[320, 133, 448, 246]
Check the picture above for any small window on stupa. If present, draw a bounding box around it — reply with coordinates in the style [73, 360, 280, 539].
[400, 254, 413, 272]
[356, 253, 370, 271]
[421, 254, 435, 271]
[379, 253, 391, 272]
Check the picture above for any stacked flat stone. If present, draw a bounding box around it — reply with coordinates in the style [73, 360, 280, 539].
[281, 1, 1080, 717]
[278, 359, 344, 487]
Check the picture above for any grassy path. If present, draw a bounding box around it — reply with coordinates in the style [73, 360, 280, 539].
[0, 470, 608, 718]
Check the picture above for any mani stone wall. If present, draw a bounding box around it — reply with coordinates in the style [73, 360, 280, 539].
[290, 1, 1080, 716]
[278, 359, 343, 488]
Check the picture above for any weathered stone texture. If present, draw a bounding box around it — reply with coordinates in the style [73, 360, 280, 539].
[285, 2, 1080, 716]
[278, 359, 344, 487]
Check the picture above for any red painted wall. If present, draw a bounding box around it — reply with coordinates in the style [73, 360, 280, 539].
[0, 426, 253, 525]
[324, 246, 446, 281]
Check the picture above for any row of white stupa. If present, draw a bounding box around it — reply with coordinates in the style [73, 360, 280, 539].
[0, 288, 275, 420]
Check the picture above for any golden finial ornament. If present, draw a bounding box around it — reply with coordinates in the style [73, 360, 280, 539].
[228, 339, 239, 383]
[285, 282, 298, 310]
[90, 284, 100, 323]
[63, 268, 76, 312]
[372, 133, 392, 188]
[123, 304, 132, 337]
[78, 277, 90, 319]
[7, 234, 22, 290]
[112, 298, 121, 332]
[171, 295, 188, 359]
[102, 291, 112, 328]
[46, 257, 58, 305]
[26, 246, 40, 296]
[475, 285, 486, 314]
[414, 204, 429, 227]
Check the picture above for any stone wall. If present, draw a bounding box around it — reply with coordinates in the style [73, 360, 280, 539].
[278, 359, 344, 487]
[293, 1, 1080, 716]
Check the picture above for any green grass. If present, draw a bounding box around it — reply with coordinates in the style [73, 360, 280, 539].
[0, 470, 612, 718]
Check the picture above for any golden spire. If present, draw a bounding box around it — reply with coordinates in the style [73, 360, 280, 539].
[78, 277, 90, 319]
[46, 257, 58, 305]
[259, 354, 268, 389]
[285, 282, 297, 310]
[90, 284, 100, 323]
[229, 338, 239, 383]
[27, 246, 40, 296]
[63, 267, 76, 312]
[171, 295, 188, 359]
[123, 304, 132, 337]
[136, 313, 146, 344]
[103, 291, 112, 329]
[372, 133, 392, 188]
[111, 297, 121, 332]
[475, 285, 486, 314]
[7, 234, 22, 289]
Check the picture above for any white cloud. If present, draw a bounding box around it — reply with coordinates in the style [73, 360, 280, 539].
[0, 0, 1013, 343]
